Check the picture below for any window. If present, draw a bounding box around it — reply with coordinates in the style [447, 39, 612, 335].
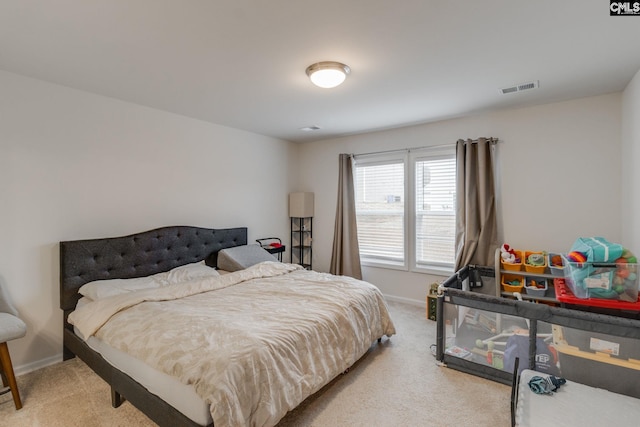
[414, 154, 456, 269]
[354, 148, 456, 273]
[354, 157, 406, 267]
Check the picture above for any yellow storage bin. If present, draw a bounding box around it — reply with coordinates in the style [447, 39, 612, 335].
[524, 251, 547, 274]
[501, 274, 524, 293]
[501, 250, 523, 271]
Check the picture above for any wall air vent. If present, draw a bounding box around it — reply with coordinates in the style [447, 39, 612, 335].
[501, 80, 539, 95]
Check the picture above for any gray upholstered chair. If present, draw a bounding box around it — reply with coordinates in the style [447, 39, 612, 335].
[0, 284, 26, 409]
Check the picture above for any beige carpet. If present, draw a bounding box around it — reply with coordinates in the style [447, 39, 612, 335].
[0, 301, 510, 427]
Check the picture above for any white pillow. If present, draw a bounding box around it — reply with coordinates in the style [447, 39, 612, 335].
[79, 261, 219, 300]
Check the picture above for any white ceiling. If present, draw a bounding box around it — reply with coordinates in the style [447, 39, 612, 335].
[2, 1, 639, 143]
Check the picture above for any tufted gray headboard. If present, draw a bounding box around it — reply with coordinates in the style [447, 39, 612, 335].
[59, 226, 247, 315]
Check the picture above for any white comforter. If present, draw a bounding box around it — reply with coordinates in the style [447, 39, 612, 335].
[68, 262, 396, 427]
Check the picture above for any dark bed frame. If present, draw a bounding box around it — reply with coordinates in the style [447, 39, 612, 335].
[59, 225, 248, 427]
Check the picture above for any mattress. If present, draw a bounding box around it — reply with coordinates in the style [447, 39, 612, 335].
[515, 369, 640, 426]
[75, 297, 212, 425]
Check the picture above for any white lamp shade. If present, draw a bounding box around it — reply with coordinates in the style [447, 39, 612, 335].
[289, 192, 314, 217]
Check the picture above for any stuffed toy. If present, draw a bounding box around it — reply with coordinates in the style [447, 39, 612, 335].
[501, 244, 517, 263]
[526, 253, 545, 266]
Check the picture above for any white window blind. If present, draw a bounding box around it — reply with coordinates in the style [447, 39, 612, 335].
[414, 155, 456, 269]
[354, 158, 405, 267]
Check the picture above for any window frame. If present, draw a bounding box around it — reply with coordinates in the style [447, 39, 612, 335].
[410, 147, 457, 275]
[353, 152, 409, 271]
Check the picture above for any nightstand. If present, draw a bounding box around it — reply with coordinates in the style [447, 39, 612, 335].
[256, 238, 285, 261]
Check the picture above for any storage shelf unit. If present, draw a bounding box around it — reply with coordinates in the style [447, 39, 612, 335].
[494, 248, 559, 304]
[291, 217, 312, 270]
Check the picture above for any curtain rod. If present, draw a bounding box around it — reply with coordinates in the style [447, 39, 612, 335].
[352, 138, 499, 159]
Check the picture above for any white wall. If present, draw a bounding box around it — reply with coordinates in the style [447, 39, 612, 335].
[0, 70, 298, 372]
[1, 66, 632, 373]
[622, 69, 640, 252]
[298, 93, 623, 303]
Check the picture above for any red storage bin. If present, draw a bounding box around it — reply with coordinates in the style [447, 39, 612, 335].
[554, 278, 640, 311]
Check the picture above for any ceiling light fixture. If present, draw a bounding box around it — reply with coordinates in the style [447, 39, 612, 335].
[300, 125, 322, 132]
[305, 61, 350, 89]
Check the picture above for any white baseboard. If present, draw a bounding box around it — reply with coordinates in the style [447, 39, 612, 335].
[383, 294, 425, 308]
[15, 353, 63, 376]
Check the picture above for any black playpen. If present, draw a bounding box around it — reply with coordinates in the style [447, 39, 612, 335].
[435, 265, 640, 399]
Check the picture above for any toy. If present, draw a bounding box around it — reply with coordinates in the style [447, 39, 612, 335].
[621, 248, 638, 264]
[528, 375, 566, 395]
[501, 243, 518, 263]
[617, 268, 631, 279]
[527, 253, 545, 266]
[529, 279, 545, 289]
[566, 251, 587, 263]
[472, 328, 556, 374]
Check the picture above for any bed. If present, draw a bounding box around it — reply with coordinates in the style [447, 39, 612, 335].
[59, 225, 395, 427]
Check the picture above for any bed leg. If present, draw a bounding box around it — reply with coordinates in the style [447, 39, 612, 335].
[62, 345, 76, 361]
[111, 387, 124, 408]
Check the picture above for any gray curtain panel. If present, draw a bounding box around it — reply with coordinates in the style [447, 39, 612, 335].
[454, 138, 499, 270]
[330, 153, 363, 279]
